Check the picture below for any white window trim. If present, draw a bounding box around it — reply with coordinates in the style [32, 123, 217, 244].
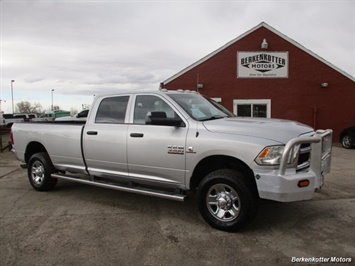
[211, 97, 222, 103]
[233, 99, 271, 118]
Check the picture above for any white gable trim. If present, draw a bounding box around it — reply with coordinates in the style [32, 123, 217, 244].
[163, 22, 355, 84]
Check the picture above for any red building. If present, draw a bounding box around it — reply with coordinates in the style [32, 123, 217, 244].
[162, 22, 355, 142]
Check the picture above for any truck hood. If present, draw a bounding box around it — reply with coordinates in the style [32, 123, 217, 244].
[202, 117, 314, 144]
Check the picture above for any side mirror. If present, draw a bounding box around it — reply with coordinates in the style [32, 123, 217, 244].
[146, 111, 184, 127]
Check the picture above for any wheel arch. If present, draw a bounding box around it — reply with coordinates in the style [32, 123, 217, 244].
[189, 155, 258, 197]
[25, 142, 48, 163]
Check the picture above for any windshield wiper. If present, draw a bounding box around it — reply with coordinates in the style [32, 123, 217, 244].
[199, 115, 225, 121]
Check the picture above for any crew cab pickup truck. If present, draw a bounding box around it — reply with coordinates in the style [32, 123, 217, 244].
[11, 90, 333, 231]
[3, 114, 24, 128]
[55, 109, 89, 121]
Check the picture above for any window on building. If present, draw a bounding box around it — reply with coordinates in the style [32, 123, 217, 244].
[233, 99, 271, 118]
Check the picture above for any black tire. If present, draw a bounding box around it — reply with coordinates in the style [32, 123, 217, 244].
[28, 152, 57, 191]
[341, 134, 353, 149]
[197, 169, 257, 232]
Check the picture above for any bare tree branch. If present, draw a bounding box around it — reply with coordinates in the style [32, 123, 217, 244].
[16, 101, 42, 115]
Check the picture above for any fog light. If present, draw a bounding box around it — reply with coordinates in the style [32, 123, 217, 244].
[298, 180, 310, 188]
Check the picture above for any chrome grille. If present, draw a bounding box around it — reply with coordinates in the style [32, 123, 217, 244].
[296, 143, 311, 172]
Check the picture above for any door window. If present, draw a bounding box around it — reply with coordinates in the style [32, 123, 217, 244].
[133, 95, 178, 124]
[78, 110, 89, 118]
[95, 96, 129, 123]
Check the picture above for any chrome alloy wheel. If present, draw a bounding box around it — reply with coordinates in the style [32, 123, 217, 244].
[206, 183, 240, 221]
[31, 161, 45, 185]
[342, 135, 352, 149]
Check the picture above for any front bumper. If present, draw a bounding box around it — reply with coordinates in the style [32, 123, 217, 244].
[255, 129, 333, 202]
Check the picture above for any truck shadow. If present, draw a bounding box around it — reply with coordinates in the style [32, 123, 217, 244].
[53, 180, 324, 233]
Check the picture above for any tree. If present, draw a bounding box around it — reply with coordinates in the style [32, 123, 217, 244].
[16, 101, 42, 114]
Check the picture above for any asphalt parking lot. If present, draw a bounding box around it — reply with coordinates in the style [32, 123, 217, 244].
[0, 133, 354, 266]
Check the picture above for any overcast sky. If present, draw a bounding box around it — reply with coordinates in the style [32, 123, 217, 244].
[1, 0, 354, 113]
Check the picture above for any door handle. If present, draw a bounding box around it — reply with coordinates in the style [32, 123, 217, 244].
[87, 131, 98, 135]
[130, 133, 144, 138]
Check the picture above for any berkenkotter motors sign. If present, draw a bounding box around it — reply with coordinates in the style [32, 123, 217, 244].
[237, 52, 288, 78]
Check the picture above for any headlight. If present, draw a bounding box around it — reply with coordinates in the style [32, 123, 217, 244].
[255, 145, 296, 166]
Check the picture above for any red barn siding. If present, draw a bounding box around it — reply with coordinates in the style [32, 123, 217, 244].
[164, 24, 355, 142]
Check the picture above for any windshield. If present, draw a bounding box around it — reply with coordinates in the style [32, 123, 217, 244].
[168, 93, 235, 121]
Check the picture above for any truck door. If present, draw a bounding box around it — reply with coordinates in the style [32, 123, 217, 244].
[127, 94, 188, 187]
[83, 95, 130, 178]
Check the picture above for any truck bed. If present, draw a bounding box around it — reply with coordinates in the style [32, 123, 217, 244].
[12, 122, 87, 174]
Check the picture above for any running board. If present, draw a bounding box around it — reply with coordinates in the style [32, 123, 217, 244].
[51, 173, 186, 202]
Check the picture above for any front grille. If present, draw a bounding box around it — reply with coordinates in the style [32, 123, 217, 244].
[296, 143, 311, 172]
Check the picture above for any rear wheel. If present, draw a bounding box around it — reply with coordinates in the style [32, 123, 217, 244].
[28, 152, 57, 191]
[197, 169, 257, 232]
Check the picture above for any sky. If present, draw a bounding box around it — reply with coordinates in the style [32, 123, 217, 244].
[1, 0, 354, 114]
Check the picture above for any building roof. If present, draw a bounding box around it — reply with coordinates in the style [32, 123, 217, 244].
[163, 22, 355, 84]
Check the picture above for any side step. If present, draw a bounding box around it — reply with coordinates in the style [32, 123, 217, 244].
[51, 173, 186, 202]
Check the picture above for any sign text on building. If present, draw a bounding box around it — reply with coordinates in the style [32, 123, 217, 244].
[237, 52, 288, 78]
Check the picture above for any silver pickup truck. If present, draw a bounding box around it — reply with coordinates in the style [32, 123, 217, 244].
[11, 90, 333, 231]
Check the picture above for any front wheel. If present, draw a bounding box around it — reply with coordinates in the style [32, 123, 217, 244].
[28, 152, 57, 191]
[197, 169, 257, 232]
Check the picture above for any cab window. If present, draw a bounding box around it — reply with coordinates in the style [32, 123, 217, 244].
[133, 95, 178, 124]
[78, 110, 89, 118]
[95, 96, 129, 124]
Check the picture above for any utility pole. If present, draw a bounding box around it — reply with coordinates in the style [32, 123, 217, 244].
[11, 80, 15, 114]
[51, 89, 55, 111]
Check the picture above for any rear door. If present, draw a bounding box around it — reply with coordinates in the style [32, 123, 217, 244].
[83, 95, 130, 178]
[127, 94, 188, 187]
